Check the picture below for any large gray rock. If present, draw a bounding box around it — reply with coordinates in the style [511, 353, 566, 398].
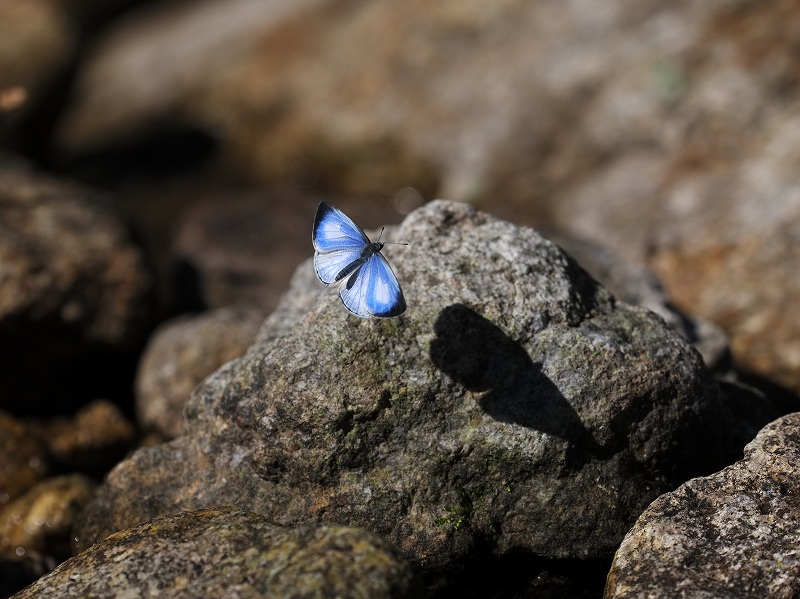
[551, 233, 730, 371]
[75, 201, 731, 592]
[135, 305, 264, 438]
[14, 506, 422, 599]
[605, 412, 800, 599]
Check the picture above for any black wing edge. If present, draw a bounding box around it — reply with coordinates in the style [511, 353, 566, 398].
[312, 201, 335, 242]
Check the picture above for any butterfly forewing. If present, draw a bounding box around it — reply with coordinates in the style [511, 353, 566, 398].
[313, 202, 371, 285]
[313, 202, 369, 253]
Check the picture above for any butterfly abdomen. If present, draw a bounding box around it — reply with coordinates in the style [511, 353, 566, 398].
[334, 243, 383, 282]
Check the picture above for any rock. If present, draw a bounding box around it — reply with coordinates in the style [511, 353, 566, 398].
[54, 0, 800, 397]
[35, 400, 136, 476]
[0, 401, 133, 509]
[54, 0, 327, 155]
[74, 201, 732, 595]
[14, 506, 423, 599]
[0, 0, 74, 141]
[0, 474, 95, 569]
[171, 190, 321, 312]
[605, 412, 800, 599]
[551, 233, 730, 371]
[254, 254, 326, 347]
[135, 305, 263, 438]
[0, 155, 154, 410]
[553, 234, 792, 452]
[650, 214, 800, 396]
[526, 4, 800, 396]
[0, 412, 48, 503]
[555, 142, 800, 396]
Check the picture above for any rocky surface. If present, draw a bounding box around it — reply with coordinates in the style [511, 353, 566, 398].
[0, 0, 74, 143]
[13, 506, 423, 599]
[52, 0, 800, 398]
[0, 475, 95, 568]
[257, 228, 780, 458]
[74, 201, 733, 594]
[2, 1, 800, 596]
[552, 234, 789, 455]
[135, 305, 264, 438]
[606, 412, 800, 599]
[552, 234, 730, 371]
[0, 474, 95, 597]
[0, 402, 134, 597]
[35, 400, 136, 476]
[0, 401, 132, 500]
[0, 412, 49, 503]
[0, 156, 153, 410]
[171, 190, 321, 312]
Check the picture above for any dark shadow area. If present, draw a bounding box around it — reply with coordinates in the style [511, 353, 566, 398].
[4, 59, 80, 164]
[428, 548, 612, 599]
[720, 370, 800, 459]
[735, 369, 800, 416]
[0, 556, 51, 599]
[430, 304, 609, 460]
[0, 316, 142, 419]
[59, 126, 220, 187]
[172, 258, 208, 315]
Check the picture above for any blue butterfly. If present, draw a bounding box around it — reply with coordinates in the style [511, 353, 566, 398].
[312, 202, 407, 318]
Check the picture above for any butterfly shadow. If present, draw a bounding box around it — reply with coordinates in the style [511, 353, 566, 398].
[430, 304, 609, 462]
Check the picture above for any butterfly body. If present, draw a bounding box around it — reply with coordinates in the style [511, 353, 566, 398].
[333, 241, 384, 283]
[312, 202, 406, 318]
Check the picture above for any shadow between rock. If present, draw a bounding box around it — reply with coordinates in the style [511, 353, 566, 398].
[430, 304, 606, 459]
[430, 549, 612, 599]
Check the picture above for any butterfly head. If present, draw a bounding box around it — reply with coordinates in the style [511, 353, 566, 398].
[375, 226, 409, 251]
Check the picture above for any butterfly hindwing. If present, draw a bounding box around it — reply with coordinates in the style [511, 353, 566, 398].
[339, 251, 406, 318]
[314, 246, 364, 286]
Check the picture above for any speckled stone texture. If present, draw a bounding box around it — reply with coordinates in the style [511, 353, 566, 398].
[0, 474, 95, 565]
[14, 507, 422, 598]
[135, 305, 263, 438]
[0, 156, 153, 409]
[606, 412, 800, 599]
[75, 201, 733, 591]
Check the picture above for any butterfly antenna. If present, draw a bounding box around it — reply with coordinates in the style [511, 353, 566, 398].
[377, 226, 409, 246]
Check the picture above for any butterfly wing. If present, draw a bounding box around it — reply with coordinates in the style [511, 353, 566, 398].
[339, 251, 406, 318]
[314, 247, 365, 286]
[313, 202, 370, 285]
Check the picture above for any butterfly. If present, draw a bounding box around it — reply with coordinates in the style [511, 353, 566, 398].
[312, 201, 407, 318]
